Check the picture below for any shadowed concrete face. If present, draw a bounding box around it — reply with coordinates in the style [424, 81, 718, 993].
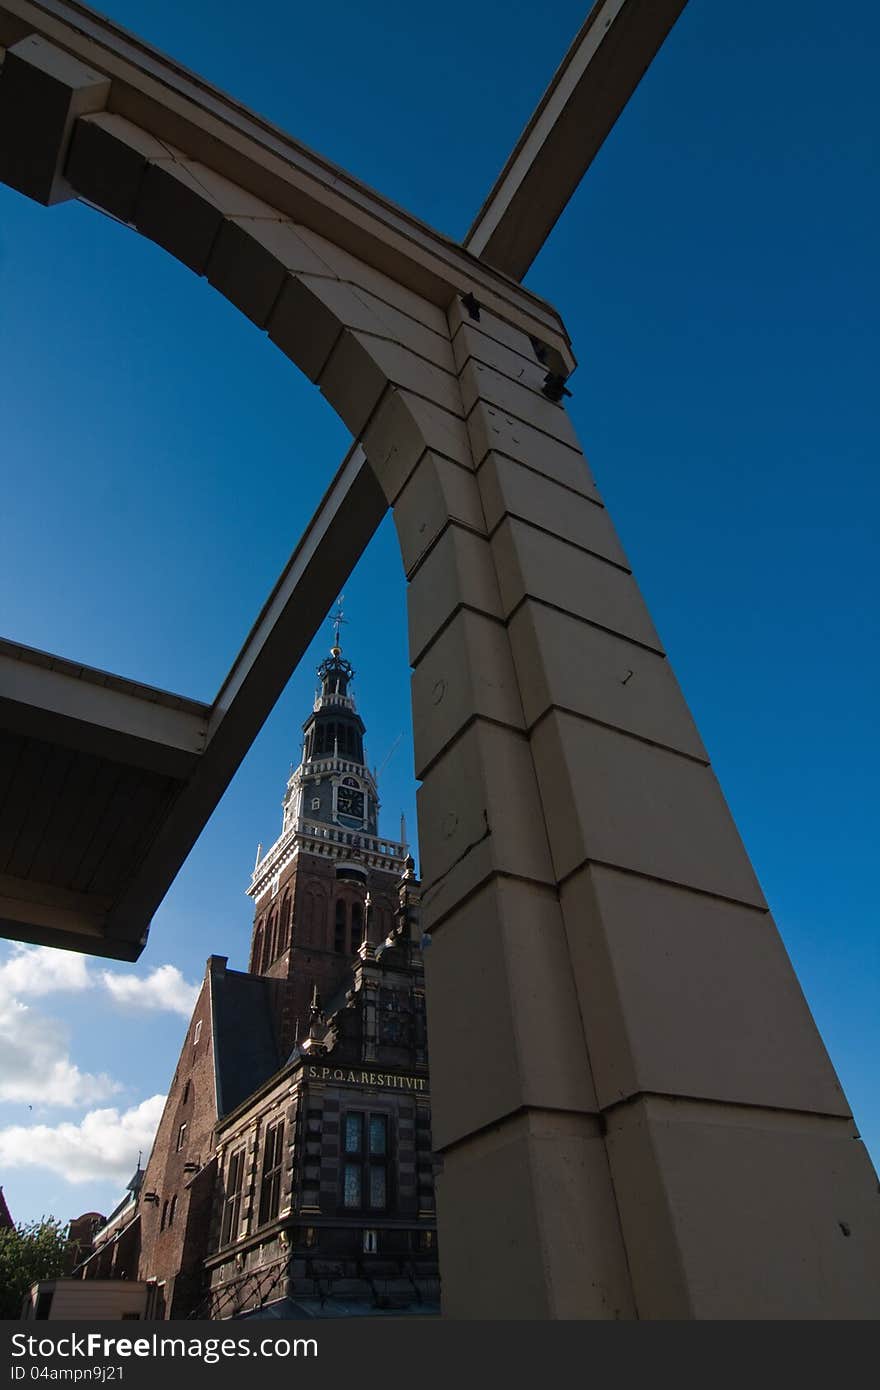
[0, 0, 878, 1319]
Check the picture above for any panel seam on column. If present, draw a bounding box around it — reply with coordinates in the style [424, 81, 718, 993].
[453, 312, 542, 361]
[449, 313, 547, 369]
[388, 450, 476, 509]
[506, 593, 666, 658]
[526, 702, 710, 767]
[598, 1089, 853, 1126]
[253, 256, 290, 332]
[384, 444, 476, 511]
[414, 710, 527, 783]
[410, 602, 508, 669]
[422, 867, 556, 932]
[351, 328, 460, 386]
[473, 446, 605, 509]
[435, 1103, 604, 1157]
[227, 242, 449, 341]
[301, 271, 454, 349]
[307, 321, 347, 385]
[556, 855, 770, 914]
[199, 203, 224, 277]
[457, 349, 555, 406]
[404, 516, 489, 583]
[390, 383, 471, 429]
[463, 396, 584, 455]
[487, 509, 632, 573]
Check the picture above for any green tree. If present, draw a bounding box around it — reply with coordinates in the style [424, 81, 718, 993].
[0, 1217, 71, 1318]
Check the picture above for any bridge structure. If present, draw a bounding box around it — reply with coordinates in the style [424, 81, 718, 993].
[0, 0, 878, 1318]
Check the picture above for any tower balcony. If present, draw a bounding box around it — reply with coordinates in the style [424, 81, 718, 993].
[297, 756, 378, 791]
[312, 692, 356, 713]
[297, 819, 407, 863]
[249, 817, 409, 895]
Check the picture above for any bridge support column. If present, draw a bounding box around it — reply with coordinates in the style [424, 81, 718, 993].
[399, 296, 880, 1318]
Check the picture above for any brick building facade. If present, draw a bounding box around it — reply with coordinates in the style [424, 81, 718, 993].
[79, 640, 438, 1317]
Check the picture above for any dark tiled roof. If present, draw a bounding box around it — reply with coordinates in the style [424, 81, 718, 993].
[211, 969, 283, 1117]
[0, 1186, 13, 1229]
[103, 1193, 133, 1226]
[126, 1165, 145, 1195]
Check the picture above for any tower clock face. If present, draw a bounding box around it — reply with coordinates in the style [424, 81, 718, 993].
[337, 779, 365, 825]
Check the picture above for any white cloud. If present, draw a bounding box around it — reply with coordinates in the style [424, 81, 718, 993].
[0, 997, 120, 1108]
[0, 945, 198, 1111]
[100, 964, 198, 1018]
[0, 944, 91, 1000]
[0, 943, 200, 1018]
[0, 1095, 166, 1184]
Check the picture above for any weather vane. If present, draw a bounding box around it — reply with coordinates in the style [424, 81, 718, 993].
[331, 595, 347, 650]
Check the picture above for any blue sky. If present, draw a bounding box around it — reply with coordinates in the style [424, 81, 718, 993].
[0, 0, 877, 1225]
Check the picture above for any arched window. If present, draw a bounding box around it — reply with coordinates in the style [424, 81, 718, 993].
[252, 922, 264, 973]
[266, 912, 277, 965]
[335, 899, 347, 953]
[279, 893, 291, 952]
[351, 901, 364, 954]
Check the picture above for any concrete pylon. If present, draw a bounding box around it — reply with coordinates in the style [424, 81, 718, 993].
[1, 8, 878, 1319]
[402, 299, 880, 1318]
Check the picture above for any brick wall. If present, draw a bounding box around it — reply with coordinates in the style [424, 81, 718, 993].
[137, 962, 221, 1316]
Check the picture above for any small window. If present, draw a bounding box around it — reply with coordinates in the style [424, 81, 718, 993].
[311, 798, 320, 811]
[304, 1226, 318, 1249]
[342, 1111, 390, 1212]
[176, 1123, 187, 1152]
[258, 1121, 285, 1227]
[160, 1200, 168, 1231]
[220, 1150, 245, 1247]
[193, 1021, 202, 1045]
[363, 1229, 378, 1254]
[168, 1195, 177, 1228]
[182, 1079, 191, 1104]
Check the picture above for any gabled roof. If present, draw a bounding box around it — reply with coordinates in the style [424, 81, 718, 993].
[210, 966, 283, 1118]
[0, 1185, 13, 1229]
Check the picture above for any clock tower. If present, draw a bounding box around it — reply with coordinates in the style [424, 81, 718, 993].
[291, 643, 378, 838]
[246, 635, 412, 1055]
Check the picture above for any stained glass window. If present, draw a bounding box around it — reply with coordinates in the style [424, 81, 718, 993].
[369, 1115, 387, 1155]
[344, 1112, 363, 1154]
[369, 1165, 386, 1209]
[343, 1111, 390, 1210]
[344, 1163, 361, 1208]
